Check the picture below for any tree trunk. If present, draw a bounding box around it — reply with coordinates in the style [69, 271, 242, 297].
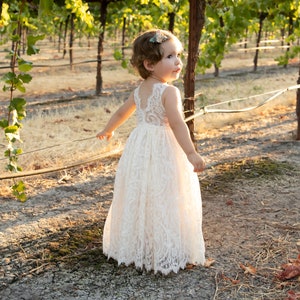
[121, 17, 126, 59]
[284, 13, 294, 68]
[296, 63, 300, 140]
[63, 15, 69, 59]
[213, 63, 219, 77]
[253, 12, 267, 72]
[183, 0, 206, 143]
[213, 15, 224, 77]
[96, 0, 108, 96]
[69, 13, 74, 70]
[168, 12, 175, 32]
[58, 22, 63, 52]
[280, 28, 285, 50]
[244, 28, 248, 51]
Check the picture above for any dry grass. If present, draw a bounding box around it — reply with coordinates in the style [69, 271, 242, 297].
[0, 57, 297, 176]
[0, 99, 134, 173]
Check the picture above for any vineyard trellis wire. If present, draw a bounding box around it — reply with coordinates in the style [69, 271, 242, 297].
[0, 59, 113, 69]
[0, 83, 299, 180]
[184, 84, 300, 122]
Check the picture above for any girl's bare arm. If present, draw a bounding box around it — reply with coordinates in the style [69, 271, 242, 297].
[96, 92, 136, 140]
[163, 86, 205, 172]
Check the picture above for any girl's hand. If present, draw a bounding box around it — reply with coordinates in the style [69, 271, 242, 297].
[187, 152, 206, 173]
[96, 130, 114, 141]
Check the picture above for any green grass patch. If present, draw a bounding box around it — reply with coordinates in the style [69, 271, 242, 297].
[202, 157, 296, 193]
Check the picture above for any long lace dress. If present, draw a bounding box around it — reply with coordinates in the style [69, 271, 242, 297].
[103, 82, 205, 275]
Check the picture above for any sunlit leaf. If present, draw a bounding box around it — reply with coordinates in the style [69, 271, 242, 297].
[4, 125, 19, 133]
[204, 257, 216, 268]
[15, 82, 26, 93]
[18, 59, 33, 72]
[12, 148, 23, 155]
[0, 3, 10, 26]
[240, 263, 257, 275]
[12, 181, 27, 202]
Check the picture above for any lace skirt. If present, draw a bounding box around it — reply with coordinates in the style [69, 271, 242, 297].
[103, 124, 205, 275]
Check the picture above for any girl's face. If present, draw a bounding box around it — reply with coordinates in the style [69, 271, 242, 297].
[151, 39, 183, 83]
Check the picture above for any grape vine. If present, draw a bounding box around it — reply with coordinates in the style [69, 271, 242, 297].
[0, 1, 44, 201]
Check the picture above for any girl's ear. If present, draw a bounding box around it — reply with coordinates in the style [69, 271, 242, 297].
[144, 60, 154, 72]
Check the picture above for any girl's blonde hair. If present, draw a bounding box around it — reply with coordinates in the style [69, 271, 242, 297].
[130, 29, 181, 79]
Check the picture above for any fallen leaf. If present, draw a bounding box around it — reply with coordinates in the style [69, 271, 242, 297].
[285, 290, 300, 300]
[226, 199, 233, 206]
[240, 263, 257, 275]
[277, 254, 300, 281]
[204, 257, 215, 268]
[277, 264, 300, 281]
[231, 279, 240, 284]
[186, 263, 195, 270]
[221, 273, 240, 285]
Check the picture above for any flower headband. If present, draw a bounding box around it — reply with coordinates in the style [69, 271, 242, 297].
[149, 30, 169, 44]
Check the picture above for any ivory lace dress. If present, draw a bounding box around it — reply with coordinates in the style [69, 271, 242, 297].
[103, 82, 205, 275]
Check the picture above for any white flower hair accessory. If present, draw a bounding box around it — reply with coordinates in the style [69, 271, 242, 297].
[149, 30, 169, 44]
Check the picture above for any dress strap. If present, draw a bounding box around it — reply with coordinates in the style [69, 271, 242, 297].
[133, 85, 141, 106]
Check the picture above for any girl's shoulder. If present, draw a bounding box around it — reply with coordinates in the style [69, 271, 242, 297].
[162, 84, 180, 98]
[161, 84, 181, 107]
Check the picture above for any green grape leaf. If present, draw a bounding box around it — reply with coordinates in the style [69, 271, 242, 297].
[0, 119, 9, 128]
[27, 35, 44, 55]
[18, 73, 32, 84]
[113, 49, 123, 61]
[1, 72, 16, 83]
[18, 59, 33, 72]
[15, 82, 26, 93]
[12, 181, 27, 202]
[4, 125, 19, 133]
[121, 60, 128, 69]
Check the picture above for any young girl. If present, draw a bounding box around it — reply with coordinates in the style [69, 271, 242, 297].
[96, 29, 206, 275]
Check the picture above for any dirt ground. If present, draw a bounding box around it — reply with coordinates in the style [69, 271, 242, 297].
[0, 46, 300, 299]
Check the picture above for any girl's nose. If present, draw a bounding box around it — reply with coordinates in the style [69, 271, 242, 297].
[175, 57, 182, 65]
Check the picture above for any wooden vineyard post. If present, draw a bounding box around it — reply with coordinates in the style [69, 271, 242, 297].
[183, 0, 206, 144]
[69, 13, 74, 71]
[96, 0, 108, 95]
[296, 62, 300, 140]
